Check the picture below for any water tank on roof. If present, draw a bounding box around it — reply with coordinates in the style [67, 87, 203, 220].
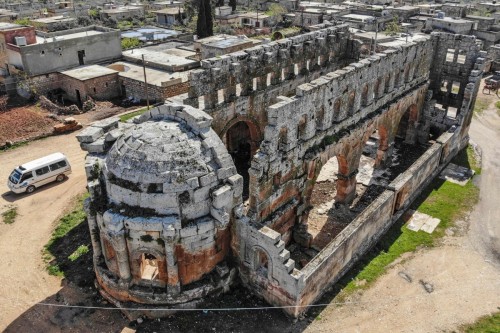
[436, 11, 445, 19]
[15, 36, 27, 46]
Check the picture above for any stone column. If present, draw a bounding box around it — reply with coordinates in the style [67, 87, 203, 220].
[256, 74, 267, 91]
[270, 68, 282, 85]
[162, 225, 180, 295]
[240, 77, 253, 96]
[87, 212, 102, 263]
[109, 230, 131, 282]
[204, 92, 218, 109]
[375, 142, 394, 168]
[335, 170, 357, 204]
[183, 90, 199, 108]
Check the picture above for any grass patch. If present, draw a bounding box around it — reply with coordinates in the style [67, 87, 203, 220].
[2, 206, 18, 224]
[68, 245, 89, 262]
[44, 193, 89, 277]
[119, 107, 148, 122]
[495, 101, 500, 116]
[459, 311, 500, 333]
[340, 145, 480, 294]
[473, 99, 489, 116]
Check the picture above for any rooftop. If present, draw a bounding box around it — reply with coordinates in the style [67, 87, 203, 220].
[34, 30, 104, 44]
[121, 27, 179, 41]
[31, 15, 76, 24]
[60, 65, 118, 81]
[109, 61, 191, 86]
[0, 22, 22, 30]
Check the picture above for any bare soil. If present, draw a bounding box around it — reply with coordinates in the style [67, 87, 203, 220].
[0, 105, 58, 146]
[0, 81, 499, 332]
[0, 97, 143, 147]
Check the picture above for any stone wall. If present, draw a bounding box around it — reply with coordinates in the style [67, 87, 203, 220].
[184, 24, 358, 137]
[120, 76, 190, 103]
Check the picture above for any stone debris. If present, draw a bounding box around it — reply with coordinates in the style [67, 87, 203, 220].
[419, 280, 434, 293]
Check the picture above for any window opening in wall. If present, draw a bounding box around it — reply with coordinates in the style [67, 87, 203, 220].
[452, 81, 460, 95]
[457, 50, 466, 64]
[40, 50, 45, 55]
[441, 80, 449, 93]
[140, 253, 159, 280]
[217, 89, 224, 104]
[77, 49, 85, 65]
[297, 115, 307, 139]
[93, 87, 96, 93]
[446, 49, 455, 62]
[447, 106, 458, 119]
[105, 82, 108, 87]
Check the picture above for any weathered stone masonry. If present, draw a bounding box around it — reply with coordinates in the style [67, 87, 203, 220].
[78, 26, 484, 318]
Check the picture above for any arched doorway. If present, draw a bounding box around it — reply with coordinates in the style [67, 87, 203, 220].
[223, 120, 260, 200]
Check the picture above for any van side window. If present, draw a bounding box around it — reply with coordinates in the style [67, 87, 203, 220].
[49, 160, 67, 171]
[35, 166, 50, 176]
[20, 172, 33, 182]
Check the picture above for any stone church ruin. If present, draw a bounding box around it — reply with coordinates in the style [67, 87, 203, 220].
[77, 23, 484, 318]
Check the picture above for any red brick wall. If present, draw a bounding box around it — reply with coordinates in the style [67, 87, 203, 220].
[1, 26, 36, 45]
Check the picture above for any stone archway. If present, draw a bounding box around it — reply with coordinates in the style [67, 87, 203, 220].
[221, 117, 261, 200]
[396, 104, 418, 144]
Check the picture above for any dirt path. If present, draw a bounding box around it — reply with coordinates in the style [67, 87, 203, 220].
[304, 88, 500, 333]
[0, 132, 87, 331]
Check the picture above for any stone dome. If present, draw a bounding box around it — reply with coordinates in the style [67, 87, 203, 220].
[105, 120, 213, 185]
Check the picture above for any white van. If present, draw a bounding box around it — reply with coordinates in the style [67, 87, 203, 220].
[7, 152, 72, 194]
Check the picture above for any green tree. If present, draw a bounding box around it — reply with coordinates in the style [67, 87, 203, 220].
[121, 37, 141, 50]
[196, 0, 213, 38]
[266, 3, 287, 22]
[384, 16, 401, 36]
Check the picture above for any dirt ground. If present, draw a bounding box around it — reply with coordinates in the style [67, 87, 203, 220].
[0, 97, 142, 147]
[0, 105, 58, 146]
[0, 80, 499, 332]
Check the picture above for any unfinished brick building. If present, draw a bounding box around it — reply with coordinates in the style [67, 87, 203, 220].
[78, 23, 484, 318]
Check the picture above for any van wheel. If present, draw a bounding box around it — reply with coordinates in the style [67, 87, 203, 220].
[56, 174, 65, 182]
[26, 185, 35, 193]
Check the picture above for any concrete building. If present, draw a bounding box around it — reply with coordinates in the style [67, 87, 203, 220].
[78, 23, 484, 319]
[6, 25, 121, 76]
[100, 5, 144, 21]
[153, 7, 185, 26]
[30, 16, 77, 32]
[425, 16, 474, 35]
[195, 35, 255, 59]
[0, 8, 18, 22]
[59, 65, 120, 104]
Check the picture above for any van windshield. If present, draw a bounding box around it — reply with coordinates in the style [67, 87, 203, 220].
[9, 170, 21, 184]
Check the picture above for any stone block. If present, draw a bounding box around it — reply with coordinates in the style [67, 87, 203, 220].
[81, 138, 106, 153]
[217, 166, 236, 180]
[180, 224, 198, 238]
[199, 172, 218, 187]
[77, 126, 104, 143]
[212, 185, 233, 209]
[193, 185, 211, 203]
